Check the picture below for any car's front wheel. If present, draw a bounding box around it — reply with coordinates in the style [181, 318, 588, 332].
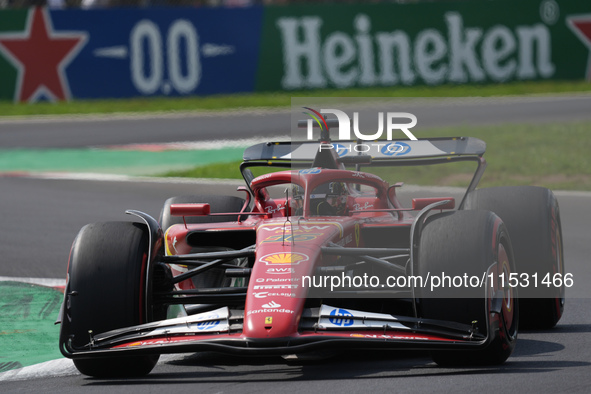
[417, 210, 518, 366]
[61, 221, 159, 377]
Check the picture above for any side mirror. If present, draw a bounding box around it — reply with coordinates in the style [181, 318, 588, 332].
[170, 203, 211, 217]
[412, 197, 455, 211]
[387, 183, 404, 206]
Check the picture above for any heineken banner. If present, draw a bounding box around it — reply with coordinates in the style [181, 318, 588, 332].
[0, 0, 590, 102]
[257, 0, 591, 91]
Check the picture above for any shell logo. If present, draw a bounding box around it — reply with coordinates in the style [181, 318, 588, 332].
[261, 252, 309, 265]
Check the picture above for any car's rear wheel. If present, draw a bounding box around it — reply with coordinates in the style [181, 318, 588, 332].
[464, 186, 565, 329]
[62, 221, 159, 377]
[417, 210, 518, 366]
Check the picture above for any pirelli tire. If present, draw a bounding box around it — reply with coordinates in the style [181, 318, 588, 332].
[159, 194, 246, 230]
[417, 210, 518, 366]
[464, 186, 565, 329]
[61, 221, 159, 378]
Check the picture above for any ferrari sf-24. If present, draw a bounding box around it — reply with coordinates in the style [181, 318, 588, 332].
[57, 120, 564, 377]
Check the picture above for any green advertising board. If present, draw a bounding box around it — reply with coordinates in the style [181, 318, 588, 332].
[256, 0, 591, 91]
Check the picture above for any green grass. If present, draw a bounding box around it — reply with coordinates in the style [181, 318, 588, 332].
[162, 160, 287, 180]
[161, 121, 591, 191]
[1, 80, 591, 116]
[164, 161, 244, 179]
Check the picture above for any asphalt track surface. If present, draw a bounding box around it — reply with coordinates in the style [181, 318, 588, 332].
[2, 95, 591, 148]
[0, 96, 590, 392]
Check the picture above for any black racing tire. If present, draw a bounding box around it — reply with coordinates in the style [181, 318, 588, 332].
[417, 210, 518, 366]
[464, 186, 565, 329]
[63, 221, 159, 377]
[159, 194, 246, 231]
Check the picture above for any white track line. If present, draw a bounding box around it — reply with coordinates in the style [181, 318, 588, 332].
[0, 355, 187, 382]
[0, 359, 78, 382]
[0, 276, 66, 287]
[101, 135, 291, 151]
[0, 107, 291, 124]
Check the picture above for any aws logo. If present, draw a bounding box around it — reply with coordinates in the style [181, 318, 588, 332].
[266, 267, 296, 275]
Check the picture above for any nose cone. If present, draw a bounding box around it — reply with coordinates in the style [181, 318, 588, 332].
[243, 250, 308, 339]
[244, 219, 344, 339]
[244, 296, 302, 339]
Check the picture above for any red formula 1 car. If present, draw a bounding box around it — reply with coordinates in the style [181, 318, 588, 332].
[57, 128, 565, 377]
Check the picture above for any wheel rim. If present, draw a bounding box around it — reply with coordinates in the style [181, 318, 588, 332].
[497, 241, 518, 341]
[497, 243, 514, 333]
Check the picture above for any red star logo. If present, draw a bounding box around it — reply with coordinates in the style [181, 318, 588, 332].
[0, 7, 87, 102]
[567, 14, 591, 81]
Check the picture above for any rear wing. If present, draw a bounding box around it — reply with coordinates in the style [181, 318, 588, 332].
[242, 137, 488, 209]
[243, 137, 485, 163]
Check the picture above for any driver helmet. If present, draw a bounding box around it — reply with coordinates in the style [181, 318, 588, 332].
[291, 184, 304, 215]
[292, 184, 304, 201]
[326, 182, 347, 207]
[328, 182, 344, 197]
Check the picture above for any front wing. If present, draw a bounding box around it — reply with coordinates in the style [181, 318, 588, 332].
[60, 304, 493, 359]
